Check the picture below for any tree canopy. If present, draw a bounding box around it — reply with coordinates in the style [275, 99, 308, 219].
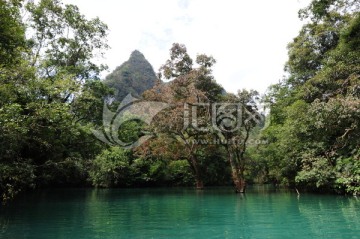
[255, 0, 360, 194]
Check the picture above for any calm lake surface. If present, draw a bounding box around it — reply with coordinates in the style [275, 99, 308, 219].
[1, 186, 359, 239]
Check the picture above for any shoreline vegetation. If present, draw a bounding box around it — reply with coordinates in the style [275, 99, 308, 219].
[1, 0, 359, 204]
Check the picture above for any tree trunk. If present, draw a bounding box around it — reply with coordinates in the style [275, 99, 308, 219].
[195, 177, 204, 190]
[227, 147, 246, 193]
[233, 174, 246, 193]
[188, 154, 204, 190]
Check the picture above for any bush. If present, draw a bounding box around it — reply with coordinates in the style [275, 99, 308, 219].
[165, 160, 194, 186]
[89, 147, 133, 187]
[0, 161, 35, 203]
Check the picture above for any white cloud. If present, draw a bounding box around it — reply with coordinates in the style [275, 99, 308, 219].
[62, 0, 311, 94]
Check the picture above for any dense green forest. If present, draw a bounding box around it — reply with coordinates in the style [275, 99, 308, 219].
[0, 0, 359, 204]
[255, 0, 360, 195]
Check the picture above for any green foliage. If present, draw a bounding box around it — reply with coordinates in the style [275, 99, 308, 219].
[0, 0, 110, 202]
[0, 0, 25, 66]
[257, 0, 360, 195]
[72, 79, 114, 125]
[130, 158, 166, 185]
[299, 0, 359, 21]
[165, 160, 194, 186]
[194, 54, 224, 102]
[295, 154, 336, 190]
[90, 145, 198, 188]
[89, 147, 133, 187]
[38, 156, 88, 186]
[0, 161, 35, 203]
[117, 119, 146, 146]
[159, 43, 193, 79]
[25, 0, 109, 80]
[336, 152, 360, 195]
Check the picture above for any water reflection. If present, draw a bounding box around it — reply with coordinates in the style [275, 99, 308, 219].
[0, 186, 359, 238]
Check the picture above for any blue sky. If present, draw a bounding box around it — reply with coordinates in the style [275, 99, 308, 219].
[63, 0, 311, 94]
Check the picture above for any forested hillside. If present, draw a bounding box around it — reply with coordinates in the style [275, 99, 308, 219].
[104, 50, 157, 101]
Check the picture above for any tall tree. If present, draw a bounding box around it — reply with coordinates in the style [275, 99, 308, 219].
[215, 90, 261, 193]
[143, 43, 224, 189]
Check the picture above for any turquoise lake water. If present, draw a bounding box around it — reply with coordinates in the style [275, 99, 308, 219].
[0, 186, 359, 238]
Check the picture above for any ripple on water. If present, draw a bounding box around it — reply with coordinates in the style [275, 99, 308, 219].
[0, 186, 359, 239]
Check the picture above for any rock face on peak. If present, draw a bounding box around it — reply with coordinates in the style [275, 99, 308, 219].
[104, 50, 157, 101]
